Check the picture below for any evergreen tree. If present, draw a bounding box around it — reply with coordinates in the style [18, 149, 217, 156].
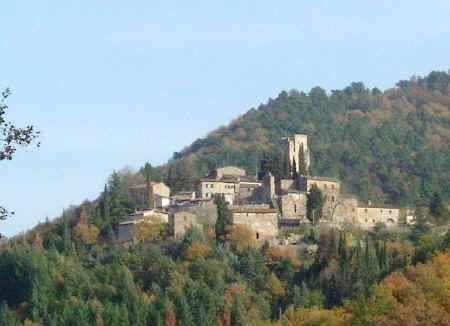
[430, 190, 444, 217]
[215, 195, 233, 243]
[143, 162, 154, 209]
[231, 298, 246, 326]
[292, 158, 298, 179]
[281, 150, 291, 179]
[62, 211, 71, 253]
[298, 144, 308, 176]
[306, 184, 325, 223]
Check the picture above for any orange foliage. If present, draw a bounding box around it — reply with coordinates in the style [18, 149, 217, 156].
[185, 242, 212, 261]
[75, 223, 100, 245]
[265, 246, 301, 267]
[226, 224, 258, 254]
[282, 306, 350, 326]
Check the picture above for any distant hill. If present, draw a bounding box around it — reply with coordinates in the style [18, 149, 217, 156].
[166, 70, 450, 206]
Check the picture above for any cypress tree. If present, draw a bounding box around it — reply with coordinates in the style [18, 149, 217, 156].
[143, 162, 154, 209]
[292, 158, 298, 179]
[215, 195, 233, 243]
[298, 144, 308, 176]
[62, 211, 71, 253]
[306, 185, 325, 224]
[281, 150, 291, 179]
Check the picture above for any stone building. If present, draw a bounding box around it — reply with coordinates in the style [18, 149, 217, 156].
[169, 211, 202, 237]
[356, 206, 400, 228]
[282, 134, 310, 175]
[231, 206, 279, 242]
[117, 209, 169, 244]
[128, 182, 171, 208]
[198, 166, 261, 204]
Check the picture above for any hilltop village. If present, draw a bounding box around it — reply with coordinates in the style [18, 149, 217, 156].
[118, 134, 415, 244]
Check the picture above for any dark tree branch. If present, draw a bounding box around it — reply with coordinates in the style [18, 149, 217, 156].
[1, 87, 40, 220]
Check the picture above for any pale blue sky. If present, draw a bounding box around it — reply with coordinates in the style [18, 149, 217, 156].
[1, 1, 449, 236]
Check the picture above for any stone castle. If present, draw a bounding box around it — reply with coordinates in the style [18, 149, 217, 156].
[118, 134, 414, 244]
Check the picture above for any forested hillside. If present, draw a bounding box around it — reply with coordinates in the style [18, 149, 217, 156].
[167, 71, 450, 206]
[1, 71, 450, 326]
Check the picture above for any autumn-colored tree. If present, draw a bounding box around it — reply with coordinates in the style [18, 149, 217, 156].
[281, 306, 350, 326]
[136, 215, 167, 242]
[75, 223, 100, 245]
[226, 224, 258, 254]
[185, 242, 213, 261]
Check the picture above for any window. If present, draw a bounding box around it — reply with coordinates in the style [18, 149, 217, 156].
[331, 196, 335, 202]
[324, 184, 328, 189]
[389, 210, 392, 214]
[373, 219, 376, 223]
[211, 184, 214, 188]
[332, 184, 335, 190]
[365, 208, 368, 213]
[256, 232, 259, 240]
[380, 210, 383, 213]
[294, 204, 297, 213]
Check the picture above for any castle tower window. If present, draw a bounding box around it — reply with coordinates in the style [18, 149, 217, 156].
[294, 204, 297, 213]
[256, 232, 259, 240]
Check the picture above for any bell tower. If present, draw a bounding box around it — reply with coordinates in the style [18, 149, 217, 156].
[283, 134, 310, 176]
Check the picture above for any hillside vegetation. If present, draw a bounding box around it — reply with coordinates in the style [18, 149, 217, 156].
[167, 71, 450, 206]
[1, 71, 450, 326]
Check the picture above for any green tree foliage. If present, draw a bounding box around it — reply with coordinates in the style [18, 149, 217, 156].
[143, 162, 154, 209]
[306, 184, 325, 223]
[167, 71, 450, 206]
[298, 144, 308, 176]
[215, 195, 233, 243]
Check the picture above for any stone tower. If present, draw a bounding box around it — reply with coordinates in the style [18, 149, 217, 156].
[283, 134, 310, 175]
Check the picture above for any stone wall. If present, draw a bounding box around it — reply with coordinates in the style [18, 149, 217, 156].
[306, 178, 340, 199]
[152, 182, 171, 198]
[180, 202, 218, 225]
[215, 166, 246, 179]
[280, 192, 307, 218]
[282, 134, 310, 174]
[170, 211, 202, 237]
[333, 197, 358, 223]
[356, 207, 400, 228]
[280, 179, 295, 193]
[231, 207, 279, 241]
[199, 180, 236, 203]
